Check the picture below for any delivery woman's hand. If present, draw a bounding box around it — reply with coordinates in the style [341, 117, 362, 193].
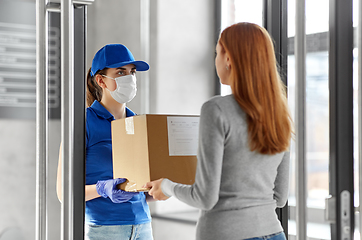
[144, 178, 170, 201]
[96, 178, 138, 203]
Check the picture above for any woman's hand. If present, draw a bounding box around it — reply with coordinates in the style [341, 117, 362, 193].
[143, 178, 170, 201]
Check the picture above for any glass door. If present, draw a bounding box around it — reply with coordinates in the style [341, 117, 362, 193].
[0, 1, 40, 239]
[287, 0, 331, 239]
[289, 0, 356, 239]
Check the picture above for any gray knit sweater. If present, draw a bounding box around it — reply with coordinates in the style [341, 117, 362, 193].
[161, 94, 290, 240]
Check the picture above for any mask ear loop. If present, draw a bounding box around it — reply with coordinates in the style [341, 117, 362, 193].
[99, 74, 116, 92]
[101, 74, 116, 80]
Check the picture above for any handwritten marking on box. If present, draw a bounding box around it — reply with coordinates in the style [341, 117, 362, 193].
[167, 116, 199, 156]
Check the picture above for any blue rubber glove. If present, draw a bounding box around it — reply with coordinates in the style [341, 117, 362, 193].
[96, 178, 138, 203]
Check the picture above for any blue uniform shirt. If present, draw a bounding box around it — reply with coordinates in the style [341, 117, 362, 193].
[85, 100, 151, 225]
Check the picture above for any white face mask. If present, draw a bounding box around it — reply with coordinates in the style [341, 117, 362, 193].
[103, 74, 137, 103]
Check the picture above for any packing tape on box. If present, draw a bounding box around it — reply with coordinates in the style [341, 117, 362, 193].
[125, 117, 134, 135]
[119, 179, 150, 192]
[126, 182, 150, 192]
[125, 181, 138, 192]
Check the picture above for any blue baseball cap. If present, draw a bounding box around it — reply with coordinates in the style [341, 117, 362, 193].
[90, 44, 149, 76]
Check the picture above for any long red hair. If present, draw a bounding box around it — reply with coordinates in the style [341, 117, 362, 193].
[219, 22, 292, 154]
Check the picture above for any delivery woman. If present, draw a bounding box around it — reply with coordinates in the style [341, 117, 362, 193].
[56, 44, 153, 240]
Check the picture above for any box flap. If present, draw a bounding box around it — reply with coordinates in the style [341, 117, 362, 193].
[112, 116, 151, 191]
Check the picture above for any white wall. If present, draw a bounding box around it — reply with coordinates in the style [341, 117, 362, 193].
[149, 0, 216, 115]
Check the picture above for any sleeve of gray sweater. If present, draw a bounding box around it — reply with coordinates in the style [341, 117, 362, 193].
[273, 152, 290, 207]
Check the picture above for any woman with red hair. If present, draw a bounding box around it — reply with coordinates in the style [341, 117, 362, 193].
[145, 22, 293, 240]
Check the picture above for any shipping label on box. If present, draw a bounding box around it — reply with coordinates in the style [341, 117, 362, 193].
[112, 114, 199, 192]
[167, 117, 199, 156]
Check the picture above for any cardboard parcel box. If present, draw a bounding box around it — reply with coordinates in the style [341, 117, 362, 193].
[112, 114, 199, 192]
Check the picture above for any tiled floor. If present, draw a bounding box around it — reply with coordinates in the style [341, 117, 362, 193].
[152, 217, 196, 240]
[149, 198, 199, 239]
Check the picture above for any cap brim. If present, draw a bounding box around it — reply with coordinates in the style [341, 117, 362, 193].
[107, 60, 149, 71]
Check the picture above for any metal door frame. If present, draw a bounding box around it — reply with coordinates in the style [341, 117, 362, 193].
[36, 1, 92, 239]
[329, 0, 354, 239]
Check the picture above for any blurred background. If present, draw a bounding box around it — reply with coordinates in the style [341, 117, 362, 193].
[0, 0, 360, 239]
